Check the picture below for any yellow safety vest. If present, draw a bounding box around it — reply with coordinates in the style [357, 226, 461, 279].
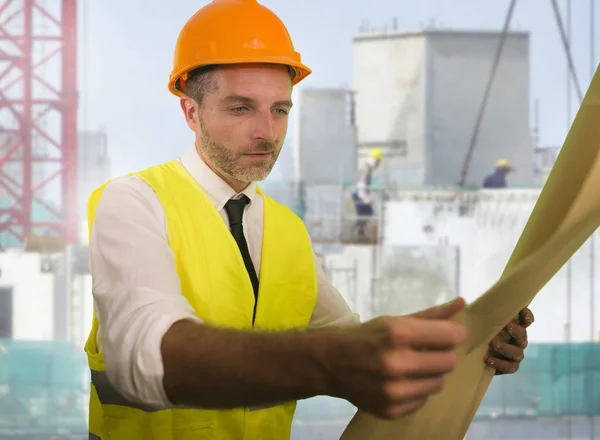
[84, 159, 318, 440]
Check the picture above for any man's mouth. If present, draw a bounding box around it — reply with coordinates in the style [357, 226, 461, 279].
[245, 152, 273, 157]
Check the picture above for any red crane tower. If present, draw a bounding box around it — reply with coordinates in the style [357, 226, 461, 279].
[0, 0, 77, 251]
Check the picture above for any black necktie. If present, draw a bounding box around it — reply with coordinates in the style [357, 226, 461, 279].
[224, 196, 259, 306]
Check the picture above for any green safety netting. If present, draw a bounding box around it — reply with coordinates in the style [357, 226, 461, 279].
[477, 342, 600, 418]
[0, 339, 88, 436]
[293, 342, 600, 422]
[2, 340, 600, 436]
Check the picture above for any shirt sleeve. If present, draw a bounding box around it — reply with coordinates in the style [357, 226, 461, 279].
[308, 251, 361, 329]
[89, 176, 200, 409]
[355, 163, 373, 203]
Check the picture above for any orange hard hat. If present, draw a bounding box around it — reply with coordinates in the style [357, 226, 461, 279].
[168, 0, 312, 97]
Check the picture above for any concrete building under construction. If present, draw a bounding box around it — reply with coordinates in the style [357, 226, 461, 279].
[352, 28, 534, 188]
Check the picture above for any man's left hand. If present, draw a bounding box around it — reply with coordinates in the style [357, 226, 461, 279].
[485, 308, 535, 375]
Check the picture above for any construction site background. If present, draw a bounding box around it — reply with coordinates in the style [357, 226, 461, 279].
[1, 1, 599, 439]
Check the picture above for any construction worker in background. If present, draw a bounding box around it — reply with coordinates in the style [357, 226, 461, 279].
[352, 147, 384, 239]
[482, 158, 515, 188]
[85, 1, 534, 439]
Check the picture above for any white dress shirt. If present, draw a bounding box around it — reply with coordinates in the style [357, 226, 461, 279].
[356, 157, 377, 203]
[89, 144, 360, 408]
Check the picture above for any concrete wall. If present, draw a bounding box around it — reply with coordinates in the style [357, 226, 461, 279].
[426, 31, 533, 186]
[293, 88, 357, 186]
[0, 249, 93, 348]
[0, 251, 53, 340]
[318, 245, 375, 320]
[352, 29, 533, 188]
[352, 31, 427, 187]
[381, 188, 600, 344]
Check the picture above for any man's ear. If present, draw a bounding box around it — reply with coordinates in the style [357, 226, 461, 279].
[180, 96, 199, 132]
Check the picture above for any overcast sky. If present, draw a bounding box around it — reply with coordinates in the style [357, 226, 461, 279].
[80, 0, 596, 181]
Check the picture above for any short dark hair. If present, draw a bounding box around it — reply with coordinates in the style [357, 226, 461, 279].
[183, 64, 297, 106]
[183, 65, 219, 107]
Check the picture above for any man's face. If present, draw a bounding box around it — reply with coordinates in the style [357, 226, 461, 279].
[181, 63, 293, 191]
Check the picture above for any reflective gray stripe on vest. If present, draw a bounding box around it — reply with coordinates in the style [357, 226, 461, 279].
[91, 369, 285, 412]
[91, 369, 160, 412]
[89, 433, 101, 440]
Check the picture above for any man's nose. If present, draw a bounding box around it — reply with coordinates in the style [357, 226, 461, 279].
[253, 112, 278, 142]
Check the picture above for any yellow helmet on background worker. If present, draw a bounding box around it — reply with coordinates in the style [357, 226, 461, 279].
[168, 0, 312, 97]
[369, 148, 384, 161]
[496, 158, 514, 170]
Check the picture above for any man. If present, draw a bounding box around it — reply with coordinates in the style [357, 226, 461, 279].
[482, 158, 515, 188]
[352, 147, 383, 240]
[85, 1, 534, 439]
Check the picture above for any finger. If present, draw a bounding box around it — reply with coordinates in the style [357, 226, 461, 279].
[519, 308, 535, 328]
[385, 348, 458, 377]
[384, 397, 428, 419]
[495, 329, 510, 343]
[485, 356, 519, 375]
[489, 336, 524, 362]
[411, 297, 467, 320]
[391, 317, 468, 350]
[505, 321, 528, 348]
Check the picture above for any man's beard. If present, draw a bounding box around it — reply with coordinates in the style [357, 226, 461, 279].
[198, 118, 279, 183]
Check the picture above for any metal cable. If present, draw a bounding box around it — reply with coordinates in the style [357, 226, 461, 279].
[457, 0, 517, 186]
[550, 0, 583, 102]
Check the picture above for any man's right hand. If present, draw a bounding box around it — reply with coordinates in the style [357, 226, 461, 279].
[324, 298, 468, 419]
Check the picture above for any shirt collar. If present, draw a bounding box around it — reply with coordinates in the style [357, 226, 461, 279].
[179, 143, 258, 211]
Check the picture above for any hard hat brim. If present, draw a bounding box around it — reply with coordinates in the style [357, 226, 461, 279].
[169, 57, 312, 97]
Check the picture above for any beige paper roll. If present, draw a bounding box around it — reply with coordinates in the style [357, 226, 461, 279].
[340, 64, 600, 440]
